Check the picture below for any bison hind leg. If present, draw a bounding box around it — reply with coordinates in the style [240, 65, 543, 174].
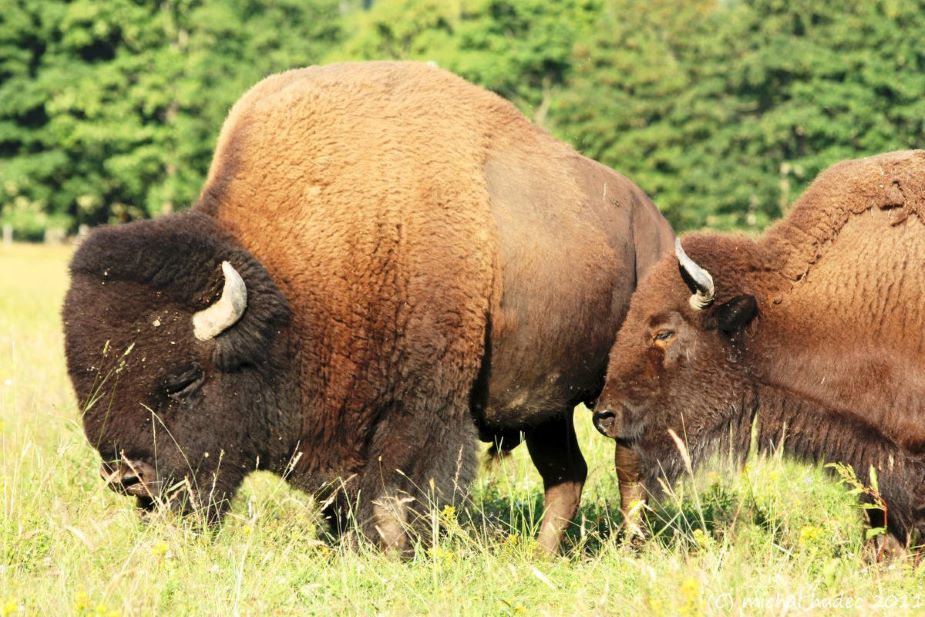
[524, 407, 588, 555]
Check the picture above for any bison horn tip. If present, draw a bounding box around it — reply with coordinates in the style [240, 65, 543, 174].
[675, 238, 715, 310]
[192, 261, 247, 341]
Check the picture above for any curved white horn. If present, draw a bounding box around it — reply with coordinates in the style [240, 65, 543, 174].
[675, 238, 715, 310]
[192, 261, 247, 341]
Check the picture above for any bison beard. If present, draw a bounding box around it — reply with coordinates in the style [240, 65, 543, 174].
[635, 385, 925, 544]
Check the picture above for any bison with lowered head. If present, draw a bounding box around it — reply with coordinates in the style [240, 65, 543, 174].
[64, 61, 673, 554]
[594, 150, 925, 546]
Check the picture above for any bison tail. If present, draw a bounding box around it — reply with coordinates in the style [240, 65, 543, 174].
[484, 430, 523, 465]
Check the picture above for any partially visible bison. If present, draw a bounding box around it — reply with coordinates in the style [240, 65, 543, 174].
[593, 150, 925, 546]
[64, 61, 673, 553]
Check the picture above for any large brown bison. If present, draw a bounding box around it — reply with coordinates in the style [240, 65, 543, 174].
[593, 150, 925, 545]
[63, 61, 673, 553]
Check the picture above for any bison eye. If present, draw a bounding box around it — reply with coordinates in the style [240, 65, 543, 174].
[653, 330, 675, 342]
[164, 366, 204, 399]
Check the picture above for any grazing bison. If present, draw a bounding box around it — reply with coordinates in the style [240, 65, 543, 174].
[63, 61, 673, 553]
[593, 149, 925, 545]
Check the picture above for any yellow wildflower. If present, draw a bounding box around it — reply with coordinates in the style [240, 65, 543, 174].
[679, 577, 703, 616]
[691, 528, 714, 550]
[92, 604, 119, 617]
[427, 545, 456, 564]
[151, 541, 169, 558]
[315, 544, 332, 559]
[799, 525, 823, 547]
[75, 591, 90, 611]
[2, 599, 18, 616]
[440, 505, 456, 522]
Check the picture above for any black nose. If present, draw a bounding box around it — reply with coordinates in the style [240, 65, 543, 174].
[593, 409, 618, 437]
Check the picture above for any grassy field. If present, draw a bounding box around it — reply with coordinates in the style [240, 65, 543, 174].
[2, 243, 924, 616]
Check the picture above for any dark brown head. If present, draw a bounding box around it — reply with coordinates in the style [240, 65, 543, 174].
[593, 236, 760, 457]
[63, 212, 298, 520]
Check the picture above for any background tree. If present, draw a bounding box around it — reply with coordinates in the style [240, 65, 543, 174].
[333, 0, 602, 120]
[0, 0, 342, 239]
[2, 0, 925, 238]
[552, 0, 925, 231]
[550, 0, 711, 229]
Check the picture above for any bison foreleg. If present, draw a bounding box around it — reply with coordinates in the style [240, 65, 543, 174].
[615, 442, 646, 541]
[352, 400, 479, 557]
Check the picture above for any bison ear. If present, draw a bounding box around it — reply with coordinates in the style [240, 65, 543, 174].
[707, 294, 757, 334]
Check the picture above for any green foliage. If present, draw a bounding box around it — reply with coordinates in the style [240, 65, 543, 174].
[551, 0, 925, 231]
[551, 0, 710, 228]
[3, 0, 925, 237]
[826, 462, 888, 542]
[0, 0, 343, 239]
[334, 0, 602, 115]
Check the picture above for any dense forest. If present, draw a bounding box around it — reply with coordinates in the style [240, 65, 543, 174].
[1, 0, 923, 239]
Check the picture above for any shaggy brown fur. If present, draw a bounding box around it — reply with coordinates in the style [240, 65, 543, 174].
[63, 61, 673, 553]
[594, 150, 925, 544]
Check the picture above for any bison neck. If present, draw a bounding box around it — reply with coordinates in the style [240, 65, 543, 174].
[755, 382, 925, 540]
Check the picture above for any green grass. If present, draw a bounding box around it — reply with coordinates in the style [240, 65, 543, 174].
[2, 243, 924, 616]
